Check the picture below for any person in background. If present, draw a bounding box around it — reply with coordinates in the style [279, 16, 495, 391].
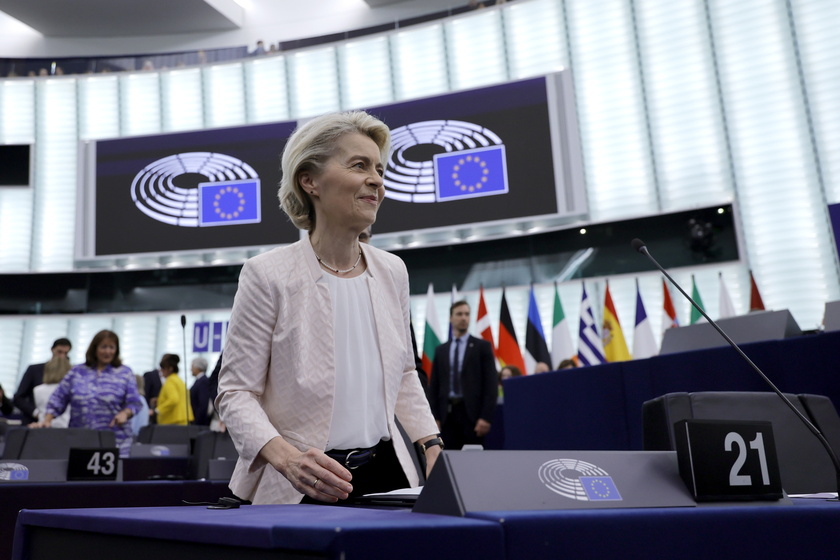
[0, 383, 13, 417]
[428, 300, 498, 450]
[143, 364, 163, 424]
[14, 337, 72, 424]
[498, 364, 523, 401]
[155, 354, 194, 425]
[130, 374, 150, 437]
[534, 362, 551, 374]
[33, 330, 142, 457]
[557, 358, 577, 370]
[190, 357, 211, 426]
[33, 356, 72, 428]
[217, 110, 441, 505]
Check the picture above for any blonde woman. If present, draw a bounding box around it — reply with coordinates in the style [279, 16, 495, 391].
[33, 356, 72, 428]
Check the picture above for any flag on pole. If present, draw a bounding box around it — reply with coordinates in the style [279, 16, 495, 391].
[476, 285, 496, 355]
[602, 282, 631, 362]
[662, 279, 679, 333]
[749, 270, 765, 311]
[578, 283, 606, 366]
[690, 275, 706, 324]
[718, 272, 736, 319]
[497, 288, 526, 373]
[421, 283, 442, 381]
[551, 283, 576, 369]
[633, 280, 658, 359]
[524, 286, 552, 373]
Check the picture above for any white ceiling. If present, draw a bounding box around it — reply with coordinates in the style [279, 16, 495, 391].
[0, 0, 245, 37]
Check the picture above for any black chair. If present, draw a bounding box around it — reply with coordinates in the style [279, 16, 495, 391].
[136, 424, 207, 444]
[642, 391, 840, 494]
[190, 430, 238, 479]
[2, 427, 116, 460]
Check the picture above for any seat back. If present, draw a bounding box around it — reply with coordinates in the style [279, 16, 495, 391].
[2, 427, 116, 460]
[190, 430, 237, 479]
[136, 424, 207, 444]
[642, 391, 840, 494]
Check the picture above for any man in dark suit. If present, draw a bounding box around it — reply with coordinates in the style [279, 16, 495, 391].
[143, 367, 163, 424]
[190, 357, 211, 426]
[429, 300, 498, 450]
[13, 337, 72, 424]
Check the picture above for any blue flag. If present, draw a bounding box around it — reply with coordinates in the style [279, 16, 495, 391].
[578, 283, 606, 366]
[579, 476, 622, 501]
[199, 179, 261, 226]
[434, 145, 508, 202]
[525, 287, 552, 373]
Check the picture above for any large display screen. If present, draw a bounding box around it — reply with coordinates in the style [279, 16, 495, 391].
[79, 72, 584, 259]
[365, 73, 584, 234]
[83, 121, 300, 258]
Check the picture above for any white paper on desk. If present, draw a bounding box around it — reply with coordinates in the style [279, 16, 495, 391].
[787, 492, 838, 499]
[362, 486, 423, 498]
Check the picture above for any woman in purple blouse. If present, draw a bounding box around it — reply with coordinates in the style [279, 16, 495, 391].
[34, 329, 143, 457]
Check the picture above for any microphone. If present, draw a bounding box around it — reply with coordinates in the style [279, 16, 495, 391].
[181, 315, 190, 426]
[632, 238, 840, 499]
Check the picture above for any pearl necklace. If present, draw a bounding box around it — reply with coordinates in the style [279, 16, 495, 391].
[315, 249, 362, 274]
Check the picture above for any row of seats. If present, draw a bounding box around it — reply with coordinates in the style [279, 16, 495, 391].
[1, 425, 237, 481]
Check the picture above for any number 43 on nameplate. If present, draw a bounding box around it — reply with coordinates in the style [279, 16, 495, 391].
[674, 420, 784, 502]
[67, 448, 119, 481]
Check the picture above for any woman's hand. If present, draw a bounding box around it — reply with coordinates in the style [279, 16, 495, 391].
[110, 409, 132, 427]
[29, 413, 54, 429]
[260, 437, 353, 502]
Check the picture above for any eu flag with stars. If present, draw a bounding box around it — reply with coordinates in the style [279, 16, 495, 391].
[579, 476, 623, 501]
[434, 145, 508, 202]
[199, 179, 261, 226]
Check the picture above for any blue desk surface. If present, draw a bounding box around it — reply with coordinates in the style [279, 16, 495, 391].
[468, 498, 840, 559]
[13, 499, 840, 560]
[13, 504, 505, 560]
[1, 480, 232, 560]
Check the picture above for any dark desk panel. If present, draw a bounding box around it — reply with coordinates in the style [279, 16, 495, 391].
[1, 480, 232, 560]
[13, 498, 839, 560]
[504, 331, 840, 452]
[13, 505, 505, 560]
[468, 498, 840, 559]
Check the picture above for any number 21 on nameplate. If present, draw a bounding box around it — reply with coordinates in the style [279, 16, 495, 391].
[674, 419, 784, 501]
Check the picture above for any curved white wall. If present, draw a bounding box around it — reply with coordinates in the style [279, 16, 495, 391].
[0, 0, 460, 57]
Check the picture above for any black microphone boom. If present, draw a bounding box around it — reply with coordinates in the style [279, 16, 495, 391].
[181, 314, 190, 426]
[632, 238, 840, 499]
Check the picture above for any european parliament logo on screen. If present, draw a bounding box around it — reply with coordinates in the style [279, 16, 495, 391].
[130, 152, 261, 227]
[199, 180, 260, 226]
[383, 120, 509, 203]
[434, 145, 508, 202]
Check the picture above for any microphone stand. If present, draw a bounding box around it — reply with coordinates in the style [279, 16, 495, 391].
[181, 315, 190, 427]
[632, 238, 840, 500]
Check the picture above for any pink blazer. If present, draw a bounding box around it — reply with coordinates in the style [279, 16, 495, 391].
[217, 235, 438, 504]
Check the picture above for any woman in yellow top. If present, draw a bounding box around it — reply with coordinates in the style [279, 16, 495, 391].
[155, 354, 194, 425]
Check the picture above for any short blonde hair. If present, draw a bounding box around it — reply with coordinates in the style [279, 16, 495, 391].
[278, 111, 390, 231]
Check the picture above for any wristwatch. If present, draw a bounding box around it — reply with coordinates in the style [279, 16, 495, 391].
[420, 437, 444, 454]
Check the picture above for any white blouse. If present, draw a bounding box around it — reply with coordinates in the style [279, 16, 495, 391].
[323, 270, 390, 450]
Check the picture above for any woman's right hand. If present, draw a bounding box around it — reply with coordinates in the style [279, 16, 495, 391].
[260, 437, 353, 502]
[29, 418, 52, 429]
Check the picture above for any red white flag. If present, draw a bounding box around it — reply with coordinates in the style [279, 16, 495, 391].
[749, 270, 765, 311]
[662, 279, 679, 333]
